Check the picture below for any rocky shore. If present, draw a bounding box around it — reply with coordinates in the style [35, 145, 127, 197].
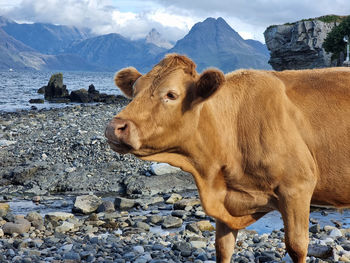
[1, 101, 349, 262]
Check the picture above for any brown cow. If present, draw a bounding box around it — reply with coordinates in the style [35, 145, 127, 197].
[105, 54, 350, 263]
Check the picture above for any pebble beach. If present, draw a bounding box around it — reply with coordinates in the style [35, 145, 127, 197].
[1, 100, 350, 262]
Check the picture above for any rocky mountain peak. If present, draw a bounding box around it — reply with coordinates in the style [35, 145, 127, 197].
[168, 17, 270, 72]
[145, 28, 173, 49]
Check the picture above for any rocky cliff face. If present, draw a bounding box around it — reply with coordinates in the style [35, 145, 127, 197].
[264, 19, 338, 70]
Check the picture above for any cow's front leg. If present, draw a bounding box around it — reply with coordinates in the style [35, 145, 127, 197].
[278, 189, 312, 263]
[215, 220, 238, 263]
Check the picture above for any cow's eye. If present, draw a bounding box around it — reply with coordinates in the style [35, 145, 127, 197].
[165, 92, 178, 100]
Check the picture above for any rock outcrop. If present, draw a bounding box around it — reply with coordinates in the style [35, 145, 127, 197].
[264, 18, 340, 70]
[38, 74, 130, 104]
[44, 73, 70, 102]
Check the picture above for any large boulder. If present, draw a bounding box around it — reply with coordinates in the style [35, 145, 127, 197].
[2, 217, 31, 234]
[44, 73, 69, 102]
[70, 89, 92, 103]
[264, 16, 342, 70]
[72, 195, 102, 214]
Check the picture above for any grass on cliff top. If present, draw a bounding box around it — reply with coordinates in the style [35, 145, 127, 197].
[267, 15, 348, 29]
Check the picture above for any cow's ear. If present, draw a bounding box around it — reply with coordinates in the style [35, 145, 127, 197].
[114, 67, 142, 98]
[191, 69, 225, 106]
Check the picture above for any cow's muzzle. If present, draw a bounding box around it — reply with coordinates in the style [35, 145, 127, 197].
[105, 118, 141, 153]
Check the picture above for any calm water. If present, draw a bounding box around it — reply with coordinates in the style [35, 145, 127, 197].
[0, 70, 121, 112]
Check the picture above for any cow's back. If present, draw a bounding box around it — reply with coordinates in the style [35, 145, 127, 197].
[274, 68, 350, 207]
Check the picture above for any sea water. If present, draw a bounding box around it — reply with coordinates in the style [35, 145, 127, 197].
[0, 70, 121, 112]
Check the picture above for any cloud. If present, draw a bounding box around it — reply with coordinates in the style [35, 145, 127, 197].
[151, 0, 350, 41]
[1, 0, 350, 44]
[0, 0, 195, 42]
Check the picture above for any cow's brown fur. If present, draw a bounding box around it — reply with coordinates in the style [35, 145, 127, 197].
[105, 54, 350, 263]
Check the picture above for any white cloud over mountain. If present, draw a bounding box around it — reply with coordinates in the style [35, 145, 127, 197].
[1, 0, 350, 43]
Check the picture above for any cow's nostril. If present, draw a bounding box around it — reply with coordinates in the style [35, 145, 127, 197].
[118, 123, 128, 132]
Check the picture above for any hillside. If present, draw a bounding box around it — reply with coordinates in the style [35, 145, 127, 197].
[65, 33, 166, 72]
[0, 16, 91, 54]
[0, 25, 100, 71]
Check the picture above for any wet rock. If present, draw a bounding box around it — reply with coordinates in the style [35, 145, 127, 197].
[88, 84, 100, 101]
[3, 218, 31, 234]
[331, 219, 342, 228]
[172, 241, 192, 257]
[45, 212, 74, 222]
[196, 221, 215, 232]
[70, 89, 92, 103]
[135, 221, 150, 231]
[37, 86, 46, 94]
[0, 203, 10, 217]
[190, 241, 207, 249]
[162, 216, 183, 229]
[29, 99, 44, 104]
[329, 228, 342, 238]
[165, 193, 183, 204]
[186, 222, 201, 234]
[44, 73, 69, 101]
[171, 210, 187, 219]
[25, 212, 43, 229]
[174, 198, 200, 210]
[309, 224, 320, 234]
[149, 215, 163, 224]
[310, 217, 318, 224]
[115, 197, 136, 210]
[150, 163, 181, 175]
[55, 221, 76, 233]
[308, 244, 333, 259]
[97, 201, 115, 213]
[73, 194, 102, 214]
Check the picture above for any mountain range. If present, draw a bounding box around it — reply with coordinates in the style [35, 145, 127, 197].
[0, 16, 271, 72]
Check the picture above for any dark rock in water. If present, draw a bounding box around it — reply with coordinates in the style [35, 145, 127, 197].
[88, 84, 98, 94]
[98, 93, 120, 104]
[307, 244, 333, 259]
[44, 73, 69, 101]
[172, 241, 192, 257]
[29, 99, 44, 104]
[97, 201, 115, 213]
[37, 86, 46, 94]
[162, 215, 183, 229]
[115, 197, 136, 210]
[88, 84, 100, 101]
[70, 89, 92, 103]
[309, 224, 321, 234]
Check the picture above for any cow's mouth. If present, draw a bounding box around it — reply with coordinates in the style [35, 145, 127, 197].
[107, 139, 133, 154]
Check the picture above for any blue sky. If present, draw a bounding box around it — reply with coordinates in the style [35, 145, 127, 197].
[1, 0, 350, 43]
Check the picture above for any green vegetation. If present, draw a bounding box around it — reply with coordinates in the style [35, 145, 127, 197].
[323, 16, 350, 59]
[281, 15, 347, 27]
[316, 15, 346, 23]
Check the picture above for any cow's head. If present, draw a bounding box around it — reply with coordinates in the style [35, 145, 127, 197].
[105, 54, 225, 158]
